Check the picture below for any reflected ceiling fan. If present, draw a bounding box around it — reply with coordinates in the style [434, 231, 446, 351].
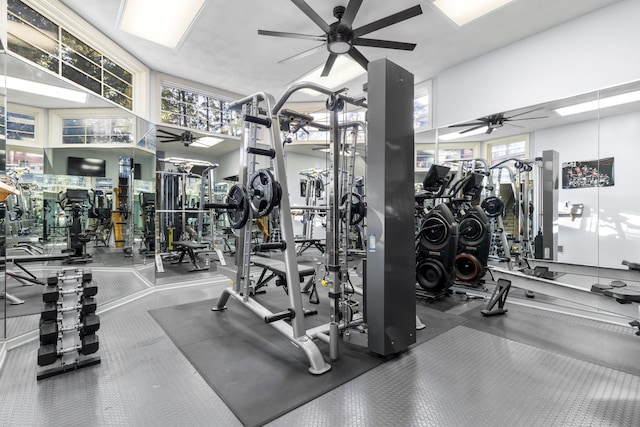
[157, 128, 222, 148]
[448, 108, 549, 135]
[258, 0, 423, 76]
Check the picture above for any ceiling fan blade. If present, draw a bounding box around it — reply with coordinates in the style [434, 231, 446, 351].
[505, 122, 526, 128]
[485, 127, 495, 134]
[504, 107, 544, 119]
[353, 37, 416, 50]
[291, 0, 331, 33]
[321, 54, 338, 77]
[258, 29, 326, 42]
[348, 47, 369, 71]
[341, 0, 363, 27]
[448, 122, 486, 128]
[506, 116, 549, 121]
[460, 124, 486, 134]
[157, 129, 179, 137]
[278, 44, 326, 64]
[353, 4, 423, 38]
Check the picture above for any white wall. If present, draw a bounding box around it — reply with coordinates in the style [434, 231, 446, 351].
[435, 0, 640, 126]
[531, 111, 640, 268]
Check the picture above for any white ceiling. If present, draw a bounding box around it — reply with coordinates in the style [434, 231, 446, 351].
[59, 0, 620, 101]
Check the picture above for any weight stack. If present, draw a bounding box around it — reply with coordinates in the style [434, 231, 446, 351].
[37, 268, 101, 380]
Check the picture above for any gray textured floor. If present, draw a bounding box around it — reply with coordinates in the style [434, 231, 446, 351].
[1, 275, 640, 427]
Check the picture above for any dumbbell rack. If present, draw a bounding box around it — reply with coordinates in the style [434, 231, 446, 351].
[37, 268, 101, 380]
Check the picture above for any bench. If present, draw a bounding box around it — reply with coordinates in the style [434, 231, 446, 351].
[294, 238, 326, 255]
[252, 257, 319, 303]
[171, 240, 213, 272]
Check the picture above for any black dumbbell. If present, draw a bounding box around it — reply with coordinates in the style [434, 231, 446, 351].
[40, 297, 97, 322]
[39, 314, 100, 344]
[37, 334, 100, 366]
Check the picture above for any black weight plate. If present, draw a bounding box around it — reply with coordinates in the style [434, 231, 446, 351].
[249, 169, 278, 218]
[227, 184, 250, 229]
[481, 196, 504, 218]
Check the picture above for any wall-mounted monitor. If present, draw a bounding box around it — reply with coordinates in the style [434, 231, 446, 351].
[67, 156, 106, 177]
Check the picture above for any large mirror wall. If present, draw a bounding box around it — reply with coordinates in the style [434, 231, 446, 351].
[416, 79, 640, 279]
[0, 52, 155, 340]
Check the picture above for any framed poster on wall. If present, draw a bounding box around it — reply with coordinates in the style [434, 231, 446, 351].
[562, 157, 614, 189]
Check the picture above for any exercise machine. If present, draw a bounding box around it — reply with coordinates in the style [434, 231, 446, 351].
[57, 189, 93, 263]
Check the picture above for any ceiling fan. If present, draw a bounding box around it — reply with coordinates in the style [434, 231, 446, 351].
[157, 129, 198, 146]
[258, 0, 423, 76]
[157, 128, 223, 148]
[448, 108, 549, 135]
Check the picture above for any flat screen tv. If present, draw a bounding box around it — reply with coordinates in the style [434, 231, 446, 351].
[67, 156, 106, 177]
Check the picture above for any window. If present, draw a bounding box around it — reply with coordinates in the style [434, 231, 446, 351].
[7, 0, 134, 110]
[161, 83, 242, 136]
[61, 117, 133, 145]
[415, 143, 479, 170]
[486, 134, 529, 165]
[7, 111, 36, 142]
[414, 80, 432, 131]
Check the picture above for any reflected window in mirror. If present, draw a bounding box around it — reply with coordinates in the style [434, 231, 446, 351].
[486, 134, 529, 181]
[415, 142, 479, 171]
[50, 109, 134, 146]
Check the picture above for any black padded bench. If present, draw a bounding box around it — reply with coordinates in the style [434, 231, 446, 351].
[294, 238, 326, 255]
[252, 257, 318, 303]
[172, 241, 212, 272]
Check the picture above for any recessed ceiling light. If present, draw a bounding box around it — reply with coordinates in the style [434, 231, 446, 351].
[431, 0, 515, 27]
[554, 90, 640, 116]
[6, 76, 88, 103]
[191, 136, 224, 148]
[296, 56, 367, 95]
[117, 0, 206, 49]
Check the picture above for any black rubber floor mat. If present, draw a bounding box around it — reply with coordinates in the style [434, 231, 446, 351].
[149, 293, 465, 427]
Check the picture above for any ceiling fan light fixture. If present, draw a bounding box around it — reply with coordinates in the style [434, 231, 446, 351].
[328, 40, 352, 54]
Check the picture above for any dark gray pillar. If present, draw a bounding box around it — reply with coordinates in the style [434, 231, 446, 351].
[366, 58, 416, 355]
[542, 150, 559, 260]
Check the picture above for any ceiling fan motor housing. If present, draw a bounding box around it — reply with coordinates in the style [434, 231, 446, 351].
[328, 22, 353, 54]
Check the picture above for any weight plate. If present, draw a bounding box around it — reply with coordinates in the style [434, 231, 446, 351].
[249, 169, 279, 218]
[481, 196, 504, 218]
[226, 184, 250, 229]
[340, 192, 366, 225]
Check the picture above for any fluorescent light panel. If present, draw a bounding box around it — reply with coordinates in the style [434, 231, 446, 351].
[432, 0, 515, 26]
[118, 0, 206, 48]
[297, 56, 367, 95]
[439, 126, 488, 141]
[6, 76, 87, 103]
[554, 90, 640, 116]
[191, 136, 224, 148]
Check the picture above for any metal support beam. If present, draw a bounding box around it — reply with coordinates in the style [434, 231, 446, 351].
[541, 150, 559, 260]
